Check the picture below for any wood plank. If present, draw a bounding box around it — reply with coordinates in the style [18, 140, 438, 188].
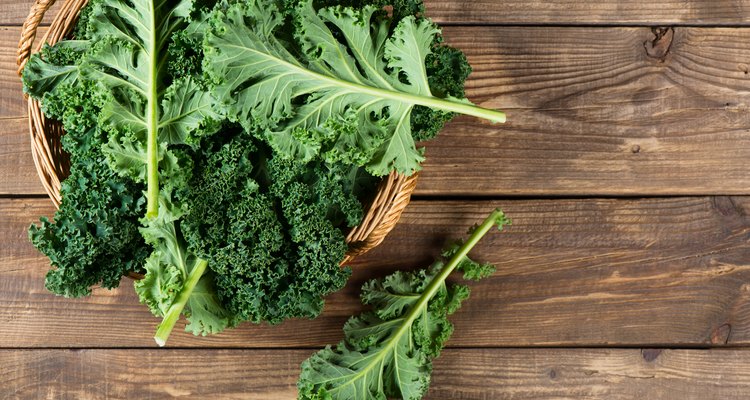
[419, 26, 750, 196]
[5, 0, 750, 26]
[423, 0, 750, 25]
[3, 27, 750, 195]
[1, 25, 47, 195]
[0, 27, 27, 119]
[0, 118, 44, 194]
[1, 0, 62, 26]
[4, 348, 750, 399]
[2, 197, 749, 348]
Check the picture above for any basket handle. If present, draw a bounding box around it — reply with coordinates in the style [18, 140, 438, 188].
[17, 0, 58, 76]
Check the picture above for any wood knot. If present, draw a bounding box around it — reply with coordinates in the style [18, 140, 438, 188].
[711, 323, 732, 345]
[631, 145, 641, 154]
[712, 197, 745, 218]
[641, 348, 662, 362]
[644, 27, 674, 63]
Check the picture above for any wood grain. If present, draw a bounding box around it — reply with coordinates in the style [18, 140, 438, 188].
[5, 0, 750, 26]
[3, 27, 750, 195]
[3, 348, 750, 399]
[1, 0, 59, 26]
[419, 26, 750, 196]
[3, 197, 749, 348]
[0, 26, 27, 118]
[0, 118, 45, 194]
[423, 0, 750, 25]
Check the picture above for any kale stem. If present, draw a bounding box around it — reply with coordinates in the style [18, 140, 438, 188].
[305, 62, 508, 124]
[153, 258, 209, 346]
[394, 209, 506, 333]
[145, 0, 160, 219]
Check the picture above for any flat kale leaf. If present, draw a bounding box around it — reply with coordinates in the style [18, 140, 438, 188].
[298, 210, 510, 400]
[205, 0, 504, 176]
[84, 0, 219, 218]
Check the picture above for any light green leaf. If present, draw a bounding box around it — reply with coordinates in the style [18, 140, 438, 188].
[22, 41, 88, 99]
[298, 210, 510, 400]
[84, 0, 216, 218]
[185, 272, 234, 336]
[205, 0, 505, 177]
[135, 251, 182, 316]
[138, 194, 233, 343]
[159, 78, 219, 146]
[361, 271, 421, 320]
[103, 135, 150, 183]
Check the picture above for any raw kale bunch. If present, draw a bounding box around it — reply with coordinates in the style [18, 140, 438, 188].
[22, 0, 502, 345]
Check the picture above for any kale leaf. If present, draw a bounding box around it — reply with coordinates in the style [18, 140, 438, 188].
[298, 210, 510, 400]
[204, 0, 504, 176]
[84, 0, 218, 218]
[27, 67, 150, 297]
[180, 131, 365, 324]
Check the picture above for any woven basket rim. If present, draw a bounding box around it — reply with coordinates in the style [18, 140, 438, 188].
[17, 0, 419, 265]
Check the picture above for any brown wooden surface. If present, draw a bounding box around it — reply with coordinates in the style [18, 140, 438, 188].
[3, 0, 750, 398]
[4, 26, 750, 195]
[4, 348, 750, 399]
[3, 197, 750, 348]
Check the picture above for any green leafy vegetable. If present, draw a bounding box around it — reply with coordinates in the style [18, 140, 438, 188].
[22, 0, 495, 348]
[75, 0, 228, 344]
[23, 0, 231, 345]
[298, 209, 510, 400]
[26, 43, 151, 298]
[22, 41, 87, 100]
[136, 193, 236, 344]
[205, 0, 504, 176]
[179, 131, 364, 325]
[84, 0, 218, 218]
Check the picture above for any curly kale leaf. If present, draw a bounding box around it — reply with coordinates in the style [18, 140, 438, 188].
[298, 210, 510, 400]
[22, 40, 87, 101]
[22, 0, 230, 345]
[23, 0, 220, 220]
[180, 132, 362, 324]
[27, 75, 149, 298]
[205, 0, 504, 176]
[29, 150, 150, 298]
[280, 0, 472, 143]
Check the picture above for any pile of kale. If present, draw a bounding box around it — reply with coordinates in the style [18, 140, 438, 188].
[23, 0, 479, 344]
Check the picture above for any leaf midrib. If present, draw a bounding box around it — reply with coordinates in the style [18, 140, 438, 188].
[222, 40, 505, 124]
[145, 0, 160, 218]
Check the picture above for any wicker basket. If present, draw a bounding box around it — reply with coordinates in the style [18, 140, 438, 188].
[17, 0, 419, 265]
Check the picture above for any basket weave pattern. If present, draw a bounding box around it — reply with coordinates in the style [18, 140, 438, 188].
[17, 0, 419, 264]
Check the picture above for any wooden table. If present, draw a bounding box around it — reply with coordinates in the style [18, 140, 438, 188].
[3, 1, 750, 398]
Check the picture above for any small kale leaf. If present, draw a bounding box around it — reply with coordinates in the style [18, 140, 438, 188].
[298, 210, 510, 400]
[134, 192, 236, 344]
